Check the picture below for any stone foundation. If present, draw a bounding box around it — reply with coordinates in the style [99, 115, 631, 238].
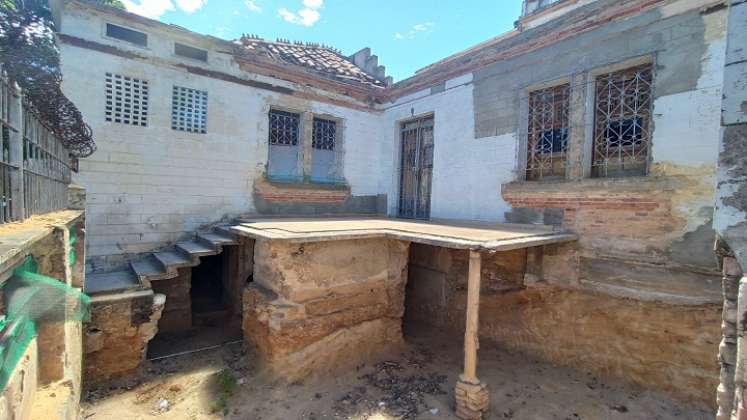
[243, 238, 409, 381]
[151, 268, 192, 333]
[455, 379, 489, 420]
[84, 291, 164, 384]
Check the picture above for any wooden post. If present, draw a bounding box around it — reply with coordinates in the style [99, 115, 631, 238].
[455, 250, 489, 419]
[462, 250, 482, 383]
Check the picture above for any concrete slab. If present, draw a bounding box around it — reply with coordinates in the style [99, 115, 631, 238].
[0, 210, 84, 284]
[85, 271, 141, 295]
[232, 217, 577, 252]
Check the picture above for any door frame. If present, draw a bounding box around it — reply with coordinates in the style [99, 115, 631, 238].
[396, 113, 434, 220]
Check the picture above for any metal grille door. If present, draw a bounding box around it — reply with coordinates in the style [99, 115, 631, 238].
[398, 116, 434, 219]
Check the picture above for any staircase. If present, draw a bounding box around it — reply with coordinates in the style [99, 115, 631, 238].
[85, 224, 239, 295]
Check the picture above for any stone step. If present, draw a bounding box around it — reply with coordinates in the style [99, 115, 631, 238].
[85, 270, 141, 295]
[154, 249, 195, 270]
[177, 240, 218, 257]
[131, 255, 173, 282]
[213, 225, 239, 238]
[198, 231, 237, 247]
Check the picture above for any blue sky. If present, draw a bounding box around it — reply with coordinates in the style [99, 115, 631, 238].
[121, 0, 522, 81]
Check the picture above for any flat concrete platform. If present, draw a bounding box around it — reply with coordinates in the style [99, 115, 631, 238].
[232, 217, 577, 251]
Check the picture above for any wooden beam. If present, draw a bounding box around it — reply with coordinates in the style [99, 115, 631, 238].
[462, 250, 482, 383]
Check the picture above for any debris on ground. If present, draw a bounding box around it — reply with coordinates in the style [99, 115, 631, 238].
[156, 398, 169, 412]
[331, 356, 447, 419]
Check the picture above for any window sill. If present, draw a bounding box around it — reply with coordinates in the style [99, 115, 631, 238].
[255, 177, 350, 204]
[501, 174, 690, 210]
[264, 176, 349, 191]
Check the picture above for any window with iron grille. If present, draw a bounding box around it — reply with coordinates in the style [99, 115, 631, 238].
[268, 110, 300, 146]
[171, 86, 208, 134]
[526, 84, 569, 180]
[105, 73, 148, 126]
[312, 118, 336, 151]
[592, 64, 653, 178]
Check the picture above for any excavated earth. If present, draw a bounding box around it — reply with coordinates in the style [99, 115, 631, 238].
[81, 326, 711, 420]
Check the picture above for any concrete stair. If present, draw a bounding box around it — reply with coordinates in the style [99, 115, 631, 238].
[85, 224, 239, 295]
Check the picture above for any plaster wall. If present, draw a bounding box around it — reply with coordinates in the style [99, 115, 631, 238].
[380, 0, 726, 231]
[58, 6, 386, 271]
[380, 75, 516, 221]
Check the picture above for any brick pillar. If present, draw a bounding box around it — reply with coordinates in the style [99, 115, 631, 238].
[718, 256, 740, 420]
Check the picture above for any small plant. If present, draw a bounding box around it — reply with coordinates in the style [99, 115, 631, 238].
[217, 369, 238, 394]
[210, 369, 238, 414]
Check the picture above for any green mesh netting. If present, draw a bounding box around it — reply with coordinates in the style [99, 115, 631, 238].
[0, 255, 90, 390]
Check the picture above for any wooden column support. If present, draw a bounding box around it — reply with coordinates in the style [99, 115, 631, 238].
[462, 250, 482, 383]
[456, 250, 489, 419]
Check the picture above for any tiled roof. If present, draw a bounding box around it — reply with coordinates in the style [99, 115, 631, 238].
[235, 37, 386, 89]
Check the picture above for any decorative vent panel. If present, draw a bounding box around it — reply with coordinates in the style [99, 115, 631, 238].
[171, 86, 208, 134]
[105, 73, 148, 126]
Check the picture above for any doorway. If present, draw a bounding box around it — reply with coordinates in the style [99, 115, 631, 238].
[398, 115, 434, 220]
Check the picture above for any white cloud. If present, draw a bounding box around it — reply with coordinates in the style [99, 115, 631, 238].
[174, 0, 207, 13]
[277, 0, 323, 27]
[245, 0, 262, 13]
[122, 0, 207, 19]
[121, 0, 174, 19]
[394, 22, 435, 40]
[302, 0, 323, 8]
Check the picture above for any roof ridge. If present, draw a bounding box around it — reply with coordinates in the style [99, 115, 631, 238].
[237, 35, 343, 55]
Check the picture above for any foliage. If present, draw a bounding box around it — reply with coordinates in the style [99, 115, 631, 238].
[94, 0, 125, 9]
[0, 0, 96, 157]
[210, 369, 238, 414]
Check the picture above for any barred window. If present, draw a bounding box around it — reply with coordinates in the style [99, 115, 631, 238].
[171, 86, 208, 134]
[592, 64, 653, 178]
[526, 84, 569, 180]
[269, 110, 300, 146]
[312, 118, 336, 151]
[105, 73, 148, 126]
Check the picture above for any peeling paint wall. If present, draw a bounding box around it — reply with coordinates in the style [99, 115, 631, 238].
[380, 0, 727, 306]
[380, 74, 516, 220]
[713, 1, 747, 419]
[58, 4, 387, 271]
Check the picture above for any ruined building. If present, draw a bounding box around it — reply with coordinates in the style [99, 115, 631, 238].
[1, 0, 745, 418]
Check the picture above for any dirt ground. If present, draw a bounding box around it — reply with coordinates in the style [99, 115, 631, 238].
[82, 327, 712, 420]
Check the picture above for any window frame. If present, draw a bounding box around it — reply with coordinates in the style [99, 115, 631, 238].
[173, 42, 209, 63]
[265, 107, 346, 185]
[588, 60, 654, 178]
[524, 82, 571, 181]
[104, 23, 148, 48]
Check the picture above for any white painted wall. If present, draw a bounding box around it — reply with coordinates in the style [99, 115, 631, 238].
[650, 14, 726, 169]
[58, 5, 384, 268]
[58, 0, 728, 270]
[380, 74, 517, 222]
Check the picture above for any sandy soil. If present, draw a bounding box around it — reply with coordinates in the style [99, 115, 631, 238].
[82, 327, 712, 420]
